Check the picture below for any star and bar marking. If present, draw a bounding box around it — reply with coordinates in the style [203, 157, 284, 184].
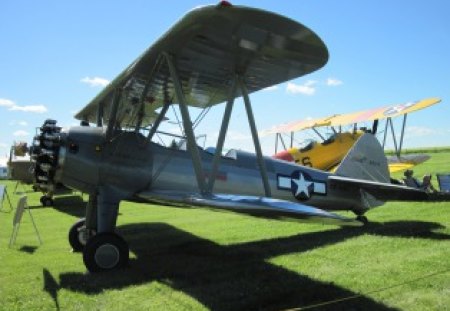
[277, 171, 326, 201]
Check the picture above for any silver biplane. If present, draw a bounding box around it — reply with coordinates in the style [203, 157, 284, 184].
[31, 2, 427, 272]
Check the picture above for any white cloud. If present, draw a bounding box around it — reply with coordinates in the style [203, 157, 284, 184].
[227, 130, 251, 141]
[262, 85, 279, 92]
[1, 98, 47, 113]
[0, 98, 15, 107]
[0, 142, 7, 148]
[9, 104, 47, 113]
[81, 76, 110, 87]
[13, 130, 29, 137]
[326, 78, 343, 86]
[286, 80, 317, 95]
[405, 126, 436, 137]
[9, 120, 28, 126]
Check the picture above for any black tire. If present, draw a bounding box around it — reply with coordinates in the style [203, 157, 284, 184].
[40, 196, 53, 207]
[356, 215, 369, 225]
[83, 232, 129, 273]
[68, 218, 87, 252]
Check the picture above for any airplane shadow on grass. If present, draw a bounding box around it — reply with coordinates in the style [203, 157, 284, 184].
[28, 195, 87, 218]
[44, 220, 449, 311]
[50, 195, 86, 218]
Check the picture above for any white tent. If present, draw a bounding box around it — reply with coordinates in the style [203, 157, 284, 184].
[0, 157, 8, 179]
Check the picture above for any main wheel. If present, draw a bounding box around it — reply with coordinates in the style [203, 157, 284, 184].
[83, 232, 129, 273]
[68, 218, 88, 252]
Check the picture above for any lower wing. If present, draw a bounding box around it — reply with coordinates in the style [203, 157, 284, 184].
[136, 190, 362, 227]
[387, 154, 430, 173]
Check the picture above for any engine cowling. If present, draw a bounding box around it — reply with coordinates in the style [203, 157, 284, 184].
[31, 119, 62, 192]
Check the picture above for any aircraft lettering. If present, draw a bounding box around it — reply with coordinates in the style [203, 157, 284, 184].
[369, 160, 381, 167]
[301, 157, 313, 167]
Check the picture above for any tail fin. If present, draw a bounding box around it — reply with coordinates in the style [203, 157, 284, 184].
[335, 133, 390, 183]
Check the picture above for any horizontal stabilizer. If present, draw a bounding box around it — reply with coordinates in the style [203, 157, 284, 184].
[328, 175, 429, 201]
[137, 191, 362, 227]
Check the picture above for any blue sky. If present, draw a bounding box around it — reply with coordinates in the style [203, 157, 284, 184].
[1, 0, 449, 157]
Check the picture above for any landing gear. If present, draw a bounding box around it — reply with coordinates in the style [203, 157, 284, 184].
[356, 215, 369, 225]
[68, 218, 89, 252]
[82, 232, 129, 273]
[40, 195, 54, 206]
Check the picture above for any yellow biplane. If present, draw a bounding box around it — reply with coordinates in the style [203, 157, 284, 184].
[265, 98, 441, 172]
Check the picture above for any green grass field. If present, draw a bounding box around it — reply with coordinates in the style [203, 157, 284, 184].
[0, 151, 449, 310]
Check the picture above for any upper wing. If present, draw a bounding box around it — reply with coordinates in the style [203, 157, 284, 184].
[75, 3, 328, 126]
[261, 115, 333, 136]
[137, 190, 362, 227]
[326, 98, 441, 127]
[263, 98, 440, 135]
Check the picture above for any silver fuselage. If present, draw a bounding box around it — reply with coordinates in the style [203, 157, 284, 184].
[55, 127, 368, 213]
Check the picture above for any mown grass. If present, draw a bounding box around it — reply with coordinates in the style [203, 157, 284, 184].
[385, 146, 450, 155]
[0, 152, 449, 311]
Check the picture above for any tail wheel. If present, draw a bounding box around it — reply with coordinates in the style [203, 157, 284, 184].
[40, 195, 54, 207]
[356, 215, 369, 225]
[83, 232, 129, 273]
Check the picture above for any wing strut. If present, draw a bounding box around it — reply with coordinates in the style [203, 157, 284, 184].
[275, 133, 287, 154]
[382, 115, 408, 158]
[147, 53, 272, 197]
[239, 76, 272, 197]
[388, 117, 399, 157]
[96, 101, 103, 127]
[382, 118, 389, 148]
[207, 75, 238, 193]
[164, 52, 207, 194]
[147, 103, 171, 141]
[398, 114, 407, 157]
[106, 89, 122, 140]
[312, 127, 325, 141]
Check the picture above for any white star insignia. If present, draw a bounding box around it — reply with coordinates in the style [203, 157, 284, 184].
[292, 173, 313, 198]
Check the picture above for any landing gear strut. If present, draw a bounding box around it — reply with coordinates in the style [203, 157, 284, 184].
[78, 191, 129, 272]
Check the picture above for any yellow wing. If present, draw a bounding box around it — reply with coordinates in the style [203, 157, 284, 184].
[327, 97, 441, 127]
[265, 98, 440, 135]
[388, 163, 415, 173]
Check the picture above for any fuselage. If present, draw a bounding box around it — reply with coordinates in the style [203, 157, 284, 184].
[273, 132, 363, 170]
[48, 126, 371, 214]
